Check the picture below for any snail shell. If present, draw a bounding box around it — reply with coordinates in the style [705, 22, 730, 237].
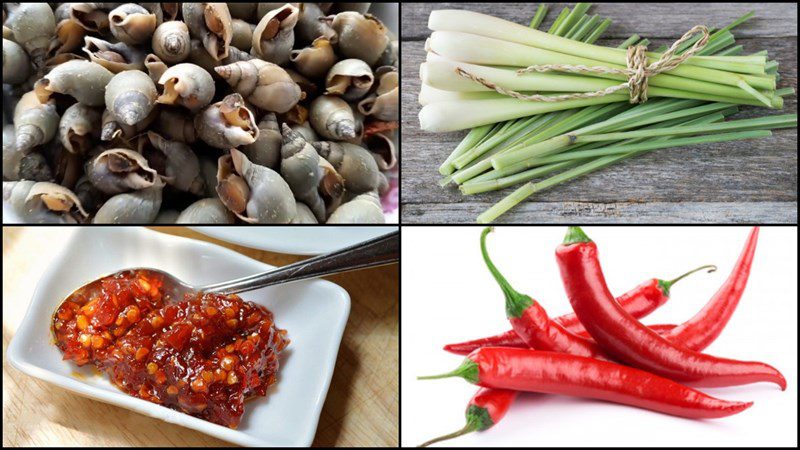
[69, 3, 113, 33]
[154, 108, 197, 144]
[291, 202, 318, 223]
[34, 60, 114, 106]
[105, 70, 158, 126]
[48, 3, 86, 59]
[157, 63, 216, 112]
[364, 131, 397, 171]
[83, 36, 147, 73]
[279, 123, 325, 222]
[6, 3, 56, 69]
[93, 177, 165, 224]
[151, 20, 190, 64]
[241, 113, 282, 169]
[14, 91, 59, 154]
[4, 180, 88, 223]
[3, 38, 31, 85]
[59, 103, 102, 155]
[182, 3, 232, 61]
[230, 18, 255, 51]
[291, 37, 337, 79]
[327, 12, 389, 66]
[109, 4, 157, 45]
[358, 66, 398, 121]
[325, 58, 374, 101]
[251, 3, 299, 65]
[86, 148, 159, 195]
[195, 93, 259, 149]
[141, 131, 205, 196]
[176, 198, 236, 224]
[215, 59, 302, 113]
[295, 3, 337, 45]
[309, 95, 357, 140]
[312, 140, 383, 194]
[327, 191, 385, 223]
[216, 149, 296, 224]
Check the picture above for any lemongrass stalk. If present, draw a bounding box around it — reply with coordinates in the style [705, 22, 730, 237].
[418, 94, 629, 132]
[478, 105, 742, 183]
[438, 124, 494, 175]
[548, 8, 571, 34]
[420, 84, 782, 133]
[449, 104, 630, 183]
[699, 33, 735, 55]
[428, 10, 767, 76]
[565, 16, 589, 39]
[569, 14, 601, 41]
[440, 9, 615, 176]
[421, 54, 770, 102]
[530, 4, 548, 29]
[463, 112, 731, 195]
[570, 114, 798, 144]
[451, 27, 740, 187]
[497, 103, 632, 158]
[418, 83, 503, 105]
[491, 101, 738, 169]
[446, 111, 572, 184]
[584, 18, 611, 44]
[476, 130, 774, 223]
[765, 60, 779, 75]
[426, 31, 775, 93]
[462, 161, 582, 195]
[525, 126, 791, 165]
[555, 3, 592, 36]
[718, 45, 744, 56]
[617, 35, 641, 49]
[451, 115, 550, 169]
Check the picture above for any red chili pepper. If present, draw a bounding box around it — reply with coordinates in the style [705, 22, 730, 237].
[444, 228, 756, 356]
[480, 227, 608, 360]
[556, 227, 785, 389]
[419, 348, 753, 419]
[445, 323, 682, 355]
[660, 227, 759, 351]
[418, 388, 518, 447]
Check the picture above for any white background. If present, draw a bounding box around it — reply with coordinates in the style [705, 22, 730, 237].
[401, 226, 797, 447]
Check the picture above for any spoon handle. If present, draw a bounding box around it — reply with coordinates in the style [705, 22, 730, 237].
[200, 231, 399, 294]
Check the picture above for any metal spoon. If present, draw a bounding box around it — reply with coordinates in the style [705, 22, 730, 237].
[63, 230, 398, 303]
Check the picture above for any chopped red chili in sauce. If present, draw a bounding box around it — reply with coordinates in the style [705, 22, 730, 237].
[52, 270, 289, 429]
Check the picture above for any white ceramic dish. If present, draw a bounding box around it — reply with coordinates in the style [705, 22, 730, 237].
[190, 226, 399, 255]
[6, 227, 349, 447]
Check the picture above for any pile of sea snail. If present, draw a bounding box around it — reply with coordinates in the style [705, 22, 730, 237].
[2, 3, 398, 223]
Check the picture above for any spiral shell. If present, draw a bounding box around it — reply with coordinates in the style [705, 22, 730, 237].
[105, 70, 158, 126]
[157, 63, 216, 112]
[151, 20, 191, 63]
[215, 59, 302, 113]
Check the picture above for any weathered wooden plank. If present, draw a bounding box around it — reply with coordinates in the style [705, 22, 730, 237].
[402, 202, 798, 224]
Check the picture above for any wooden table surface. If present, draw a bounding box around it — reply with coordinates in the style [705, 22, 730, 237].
[2, 227, 398, 447]
[401, 3, 798, 223]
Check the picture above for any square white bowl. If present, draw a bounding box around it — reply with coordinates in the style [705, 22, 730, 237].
[7, 227, 349, 446]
